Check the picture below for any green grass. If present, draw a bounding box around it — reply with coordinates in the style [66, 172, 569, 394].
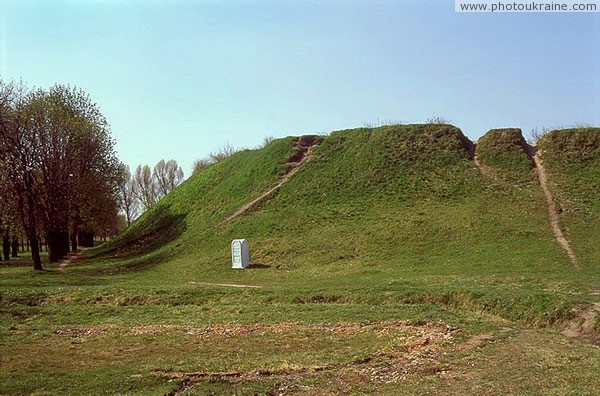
[476, 127, 535, 184]
[1, 124, 599, 394]
[538, 127, 600, 270]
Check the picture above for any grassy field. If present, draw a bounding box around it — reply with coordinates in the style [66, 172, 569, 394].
[1, 124, 599, 395]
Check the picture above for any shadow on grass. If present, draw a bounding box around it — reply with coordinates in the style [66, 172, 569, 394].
[0, 258, 33, 268]
[69, 248, 175, 276]
[249, 263, 271, 269]
[101, 207, 186, 258]
[93, 207, 188, 275]
[3, 206, 186, 279]
[0, 269, 110, 288]
[13, 207, 191, 278]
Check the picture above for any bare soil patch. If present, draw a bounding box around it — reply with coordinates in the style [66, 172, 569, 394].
[449, 333, 497, 352]
[146, 320, 458, 394]
[560, 302, 600, 343]
[533, 151, 579, 269]
[53, 320, 457, 339]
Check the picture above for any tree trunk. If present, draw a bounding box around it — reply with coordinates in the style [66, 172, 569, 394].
[27, 210, 42, 270]
[2, 231, 10, 261]
[62, 230, 70, 255]
[24, 173, 42, 270]
[47, 232, 58, 262]
[30, 234, 42, 270]
[11, 238, 19, 257]
[70, 232, 78, 252]
[47, 230, 70, 262]
[70, 216, 80, 251]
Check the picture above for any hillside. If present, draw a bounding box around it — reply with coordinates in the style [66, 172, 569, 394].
[537, 128, 600, 269]
[2, 124, 600, 395]
[94, 124, 598, 318]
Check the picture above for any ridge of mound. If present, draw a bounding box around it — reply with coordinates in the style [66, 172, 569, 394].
[474, 128, 535, 183]
[94, 124, 599, 286]
[266, 124, 477, 206]
[537, 127, 600, 268]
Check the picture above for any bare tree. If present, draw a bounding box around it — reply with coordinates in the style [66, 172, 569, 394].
[261, 135, 274, 148]
[192, 158, 212, 175]
[129, 159, 183, 213]
[529, 127, 553, 145]
[134, 164, 158, 211]
[191, 143, 238, 176]
[209, 142, 237, 163]
[117, 164, 139, 226]
[425, 116, 451, 125]
[153, 159, 183, 198]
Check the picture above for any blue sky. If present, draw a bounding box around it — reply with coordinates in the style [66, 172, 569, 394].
[1, 0, 599, 177]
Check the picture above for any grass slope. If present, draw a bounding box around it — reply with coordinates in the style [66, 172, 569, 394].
[538, 127, 600, 273]
[119, 124, 580, 319]
[476, 128, 535, 184]
[2, 124, 600, 395]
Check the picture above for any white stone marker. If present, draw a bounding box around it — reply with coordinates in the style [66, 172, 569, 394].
[231, 239, 250, 269]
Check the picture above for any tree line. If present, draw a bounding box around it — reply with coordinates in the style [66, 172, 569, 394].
[118, 160, 184, 226]
[1, 79, 238, 270]
[0, 81, 124, 270]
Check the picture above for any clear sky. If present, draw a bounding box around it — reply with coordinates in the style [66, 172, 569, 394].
[1, 0, 599, 177]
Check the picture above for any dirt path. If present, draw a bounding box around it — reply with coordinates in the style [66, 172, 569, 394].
[473, 154, 492, 177]
[533, 151, 579, 269]
[58, 250, 84, 273]
[188, 281, 262, 289]
[471, 143, 494, 177]
[219, 144, 318, 226]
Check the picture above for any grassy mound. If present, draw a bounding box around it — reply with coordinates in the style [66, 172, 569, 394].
[270, 124, 475, 204]
[78, 123, 581, 324]
[93, 136, 303, 268]
[3, 124, 600, 395]
[476, 128, 534, 183]
[7, 124, 593, 319]
[538, 127, 600, 270]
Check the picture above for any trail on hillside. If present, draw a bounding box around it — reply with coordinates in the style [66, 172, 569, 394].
[473, 154, 492, 177]
[471, 143, 494, 177]
[58, 250, 84, 273]
[219, 143, 318, 226]
[533, 151, 579, 269]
